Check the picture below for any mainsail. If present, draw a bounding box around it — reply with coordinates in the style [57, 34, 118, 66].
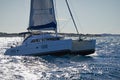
[28, 0, 57, 30]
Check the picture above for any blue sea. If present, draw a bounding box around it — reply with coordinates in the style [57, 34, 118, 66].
[0, 36, 120, 80]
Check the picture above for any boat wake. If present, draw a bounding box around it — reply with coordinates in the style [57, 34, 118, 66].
[0, 36, 120, 80]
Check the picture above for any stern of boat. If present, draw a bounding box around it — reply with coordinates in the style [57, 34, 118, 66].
[72, 39, 96, 55]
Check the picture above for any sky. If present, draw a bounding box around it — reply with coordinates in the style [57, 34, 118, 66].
[0, 0, 120, 34]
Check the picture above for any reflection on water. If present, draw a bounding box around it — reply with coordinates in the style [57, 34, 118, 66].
[0, 36, 120, 80]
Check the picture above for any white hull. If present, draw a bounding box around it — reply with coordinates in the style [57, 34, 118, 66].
[71, 40, 96, 55]
[5, 37, 95, 56]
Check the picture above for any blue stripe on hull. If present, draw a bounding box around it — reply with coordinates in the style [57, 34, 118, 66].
[26, 49, 95, 56]
[28, 22, 56, 30]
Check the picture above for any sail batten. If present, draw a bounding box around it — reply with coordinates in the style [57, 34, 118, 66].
[28, 0, 57, 30]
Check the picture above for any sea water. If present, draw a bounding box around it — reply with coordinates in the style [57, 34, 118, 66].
[0, 36, 120, 80]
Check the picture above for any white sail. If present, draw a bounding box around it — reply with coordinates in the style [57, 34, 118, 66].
[28, 0, 57, 30]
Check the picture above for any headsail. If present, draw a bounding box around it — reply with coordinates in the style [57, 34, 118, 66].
[28, 0, 57, 30]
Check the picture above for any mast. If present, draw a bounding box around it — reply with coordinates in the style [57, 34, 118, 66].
[52, 0, 58, 36]
[65, 0, 81, 40]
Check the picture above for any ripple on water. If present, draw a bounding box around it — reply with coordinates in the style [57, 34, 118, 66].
[0, 36, 120, 80]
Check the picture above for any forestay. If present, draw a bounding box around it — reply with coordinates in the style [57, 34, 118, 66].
[28, 0, 57, 30]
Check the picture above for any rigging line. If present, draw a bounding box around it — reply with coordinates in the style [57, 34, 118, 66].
[65, 0, 80, 35]
[68, 0, 84, 34]
[59, 18, 71, 32]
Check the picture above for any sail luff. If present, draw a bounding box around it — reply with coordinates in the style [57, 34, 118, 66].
[28, 0, 57, 30]
[29, 0, 34, 27]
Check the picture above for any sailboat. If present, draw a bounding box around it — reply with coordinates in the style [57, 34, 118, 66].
[5, 0, 96, 56]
